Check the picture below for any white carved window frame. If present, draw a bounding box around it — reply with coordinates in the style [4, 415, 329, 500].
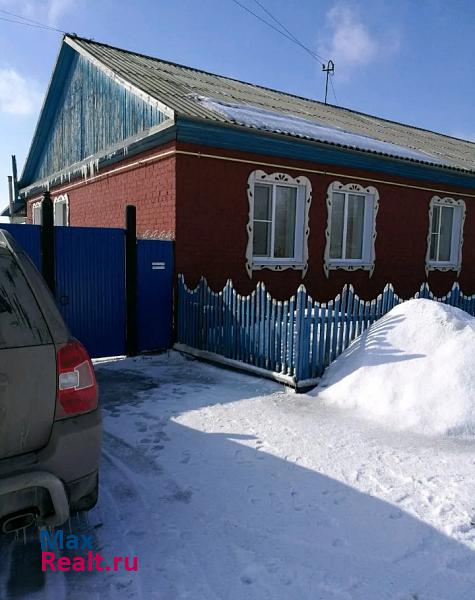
[53, 193, 69, 226]
[324, 181, 379, 278]
[425, 196, 465, 276]
[246, 170, 312, 278]
[32, 200, 42, 225]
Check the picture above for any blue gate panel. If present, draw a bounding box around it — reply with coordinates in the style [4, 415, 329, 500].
[0, 223, 41, 269]
[55, 227, 126, 358]
[137, 239, 174, 352]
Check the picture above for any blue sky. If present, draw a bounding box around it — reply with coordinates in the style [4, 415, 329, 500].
[0, 0, 474, 210]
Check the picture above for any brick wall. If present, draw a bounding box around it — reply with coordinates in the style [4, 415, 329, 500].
[26, 141, 176, 237]
[25, 137, 475, 301]
[175, 141, 475, 300]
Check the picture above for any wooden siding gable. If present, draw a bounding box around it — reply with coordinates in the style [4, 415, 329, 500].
[22, 41, 173, 187]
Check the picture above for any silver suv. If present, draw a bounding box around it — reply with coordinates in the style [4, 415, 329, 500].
[0, 229, 101, 533]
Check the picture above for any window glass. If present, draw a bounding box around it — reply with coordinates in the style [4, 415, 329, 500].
[252, 183, 300, 260]
[438, 206, 454, 262]
[253, 185, 272, 257]
[346, 194, 365, 259]
[274, 186, 296, 258]
[0, 249, 51, 349]
[429, 205, 440, 260]
[329, 192, 345, 259]
[54, 198, 68, 226]
[32, 205, 42, 225]
[253, 222, 271, 256]
[254, 185, 272, 221]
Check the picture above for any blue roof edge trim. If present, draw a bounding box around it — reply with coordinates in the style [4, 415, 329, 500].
[20, 41, 76, 187]
[176, 117, 475, 190]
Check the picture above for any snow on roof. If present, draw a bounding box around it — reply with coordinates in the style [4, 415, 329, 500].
[197, 97, 446, 167]
[311, 298, 475, 436]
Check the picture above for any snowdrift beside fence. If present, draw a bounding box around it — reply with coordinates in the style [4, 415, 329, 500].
[312, 299, 475, 436]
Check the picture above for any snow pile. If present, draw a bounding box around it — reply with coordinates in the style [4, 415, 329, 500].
[196, 96, 444, 165]
[312, 299, 475, 436]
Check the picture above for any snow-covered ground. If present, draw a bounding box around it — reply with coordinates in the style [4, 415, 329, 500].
[1, 351, 474, 599]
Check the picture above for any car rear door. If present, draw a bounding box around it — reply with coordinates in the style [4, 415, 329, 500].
[0, 246, 57, 459]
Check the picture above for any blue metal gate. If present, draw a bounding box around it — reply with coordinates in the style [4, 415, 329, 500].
[1, 223, 41, 269]
[55, 227, 126, 358]
[1, 222, 174, 358]
[137, 239, 174, 352]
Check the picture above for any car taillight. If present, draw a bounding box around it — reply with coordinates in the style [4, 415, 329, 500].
[56, 340, 98, 419]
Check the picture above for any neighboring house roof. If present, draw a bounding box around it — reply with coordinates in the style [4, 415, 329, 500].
[68, 35, 475, 173]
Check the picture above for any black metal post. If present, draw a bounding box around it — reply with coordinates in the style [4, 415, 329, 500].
[125, 205, 138, 356]
[40, 191, 55, 294]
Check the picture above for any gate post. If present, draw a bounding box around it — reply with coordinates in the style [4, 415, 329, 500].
[125, 205, 138, 356]
[40, 191, 55, 294]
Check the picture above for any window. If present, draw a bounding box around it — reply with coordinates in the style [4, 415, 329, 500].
[324, 181, 379, 277]
[246, 171, 311, 278]
[54, 194, 69, 226]
[32, 201, 42, 225]
[426, 196, 465, 274]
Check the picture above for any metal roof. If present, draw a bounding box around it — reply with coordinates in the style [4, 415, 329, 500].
[64, 36, 475, 174]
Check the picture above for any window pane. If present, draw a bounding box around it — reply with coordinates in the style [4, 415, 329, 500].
[253, 222, 271, 256]
[431, 205, 440, 235]
[346, 194, 365, 259]
[429, 233, 438, 261]
[329, 192, 345, 259]
[274, 186, 296, 258]
[54, 203, 63, 226]
[62, 203, 68, 226]
[254, 184, 272, 221]
[33, 206, 42, 225]
[438, 206, 454, 261]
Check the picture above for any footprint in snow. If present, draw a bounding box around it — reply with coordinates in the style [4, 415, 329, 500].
[180, 451, 191, 464]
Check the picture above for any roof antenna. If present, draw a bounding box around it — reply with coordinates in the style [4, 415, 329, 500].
[322, 60, 334, 104]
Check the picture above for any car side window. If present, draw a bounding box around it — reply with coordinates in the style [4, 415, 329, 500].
[0, 249, 52, 349]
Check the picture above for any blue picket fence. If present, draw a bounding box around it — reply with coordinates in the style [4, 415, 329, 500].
[177, 275, 475, 388]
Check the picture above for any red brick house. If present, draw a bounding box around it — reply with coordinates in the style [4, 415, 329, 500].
[9, 34, 475, 300]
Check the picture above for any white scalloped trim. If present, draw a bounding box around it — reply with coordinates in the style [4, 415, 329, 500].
[425, 196, 465, 277]
[246, 170, 312, 279]
[324, 181, 379, 278]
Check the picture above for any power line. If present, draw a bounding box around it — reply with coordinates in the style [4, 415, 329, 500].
[251, 0, 327, 65]
[0, 15, 56, 32]
[0, 8, 65, 34]
[229, 0, 325, 66]
[230, 0, 339, 105]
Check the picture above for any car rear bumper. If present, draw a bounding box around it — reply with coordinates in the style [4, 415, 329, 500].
[35, 408, 102, 483]
[0, 471, 69, 527]
[0, 409, 101, 527]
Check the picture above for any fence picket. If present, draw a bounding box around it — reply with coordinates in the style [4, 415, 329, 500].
[177, 277, 475, 387]
[282, 301, 289, 375]
[288, 296, 296, 377]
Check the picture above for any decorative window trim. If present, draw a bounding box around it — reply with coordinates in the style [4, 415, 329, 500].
[32, 200, 42, 225]
[425, 196, 465, 277]
[246, 170, 312, 278]
[53, 193, 69, 226]
[324, 181, 379, 278]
